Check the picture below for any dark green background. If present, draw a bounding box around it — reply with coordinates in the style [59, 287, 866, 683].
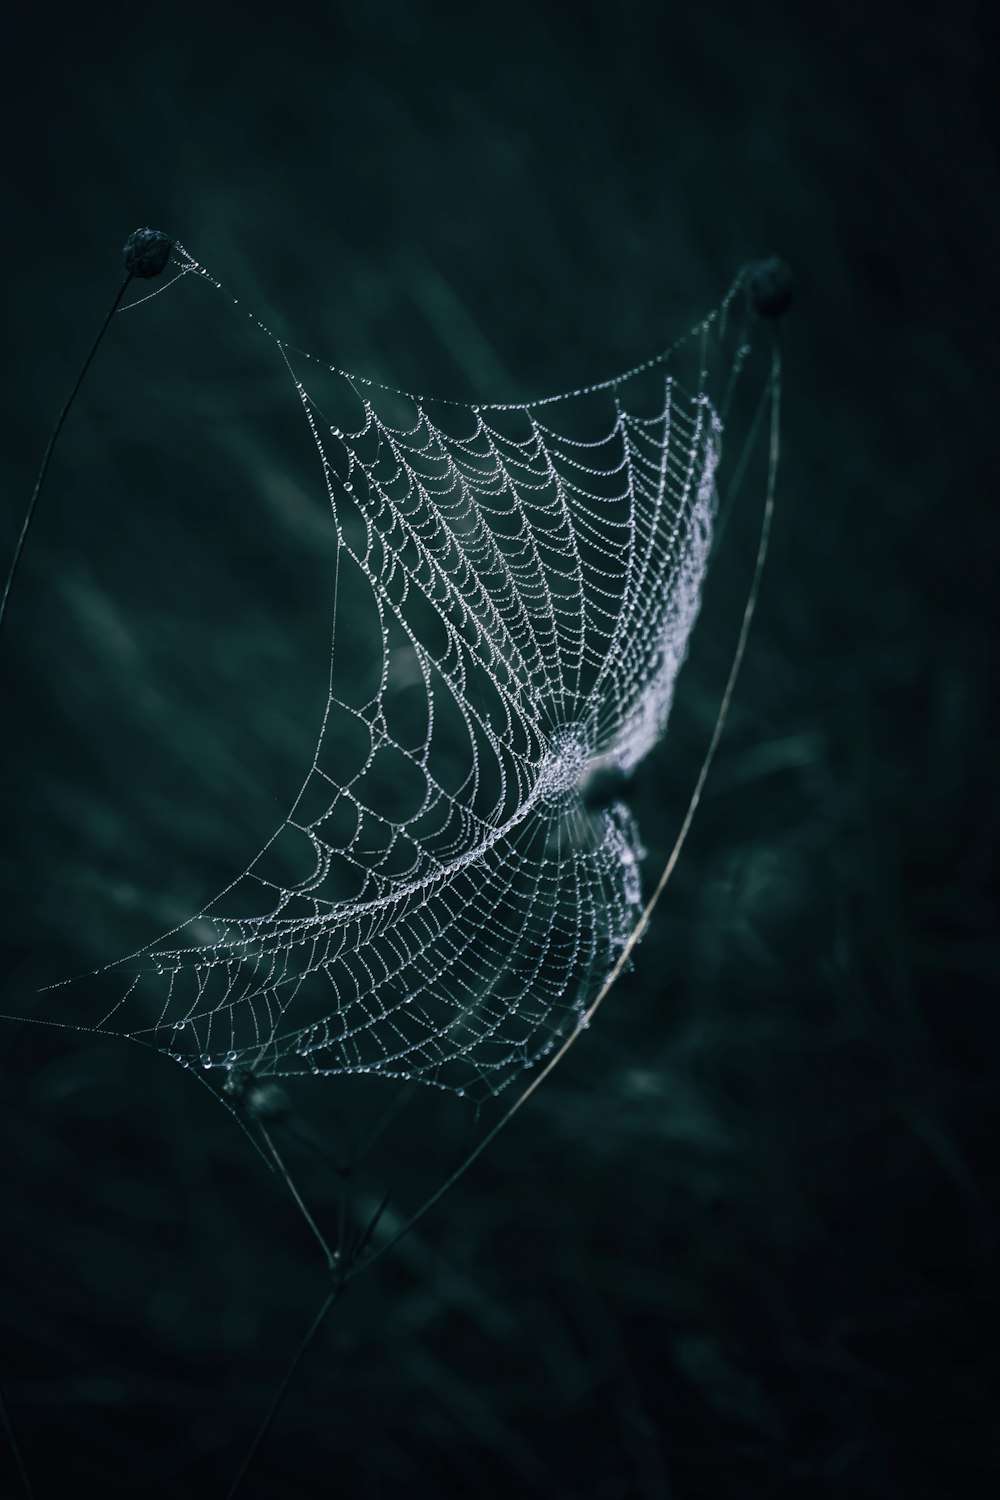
[1, 3, 996, 1496]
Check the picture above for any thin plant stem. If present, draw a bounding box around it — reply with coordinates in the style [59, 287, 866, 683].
[224, 1286, 340, 1500]
[256, 1116, 337, 1270]
[351, 331, 783, 1279]
[713, 370, 772, 549]
[0, 273, 133, 642]
[223, 1186, 387, 1498]
[0, 1382, 36, 1500]
[222, 1121, 347, 1497]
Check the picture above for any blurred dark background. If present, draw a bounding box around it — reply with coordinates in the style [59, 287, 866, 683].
[1, 2, 996, 1496]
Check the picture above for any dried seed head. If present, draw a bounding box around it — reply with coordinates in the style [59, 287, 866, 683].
[745, 257, 793, 320]
[122, 227, 173, 279]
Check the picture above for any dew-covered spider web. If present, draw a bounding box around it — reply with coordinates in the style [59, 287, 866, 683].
[61, 247, 768, 1103]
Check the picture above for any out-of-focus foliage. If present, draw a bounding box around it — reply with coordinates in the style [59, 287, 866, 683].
[1, 2, 995, 1496]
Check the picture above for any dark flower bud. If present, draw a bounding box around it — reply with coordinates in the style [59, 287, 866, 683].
[122, 227, 173, 279]
[246, 1081, 293, 1125]
[745, 257, 793, 320]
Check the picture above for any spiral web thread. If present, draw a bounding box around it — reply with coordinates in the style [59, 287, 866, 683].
[82, 249, 756, 1103]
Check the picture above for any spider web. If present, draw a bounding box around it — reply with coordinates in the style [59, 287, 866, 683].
[73, 249, 759, 1103]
